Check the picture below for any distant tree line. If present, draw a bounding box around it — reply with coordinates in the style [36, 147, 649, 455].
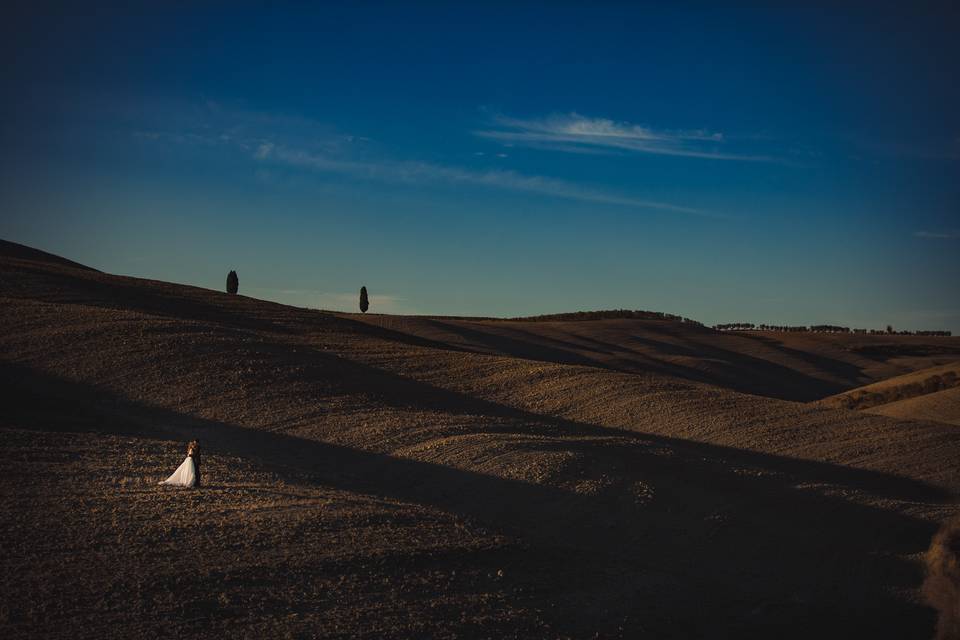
[714, 323, 757, 331]
[508, 309, 704, 326]
[713, 322, 951, 336]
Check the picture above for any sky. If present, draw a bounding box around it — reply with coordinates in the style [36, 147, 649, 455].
[1, 3, 958, 331]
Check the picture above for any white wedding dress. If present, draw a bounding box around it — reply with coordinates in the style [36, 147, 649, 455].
[160, 456, 196, 487]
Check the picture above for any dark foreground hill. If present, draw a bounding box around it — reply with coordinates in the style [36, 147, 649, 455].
[1, 240, 959, 639]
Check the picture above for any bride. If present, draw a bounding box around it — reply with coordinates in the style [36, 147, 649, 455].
[159, 441, 198, 487]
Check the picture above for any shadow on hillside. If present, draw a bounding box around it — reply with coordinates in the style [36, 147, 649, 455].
[624, 334, 853, 400]
[422, 319, 603, 368]
[0, 361, 948, 639]
[0, 258, 481, 354]
[249, 342, 957, 503]
[740, 332, 869, 386]
[6, 256, 932, 405]
[390, 317, 868, 402]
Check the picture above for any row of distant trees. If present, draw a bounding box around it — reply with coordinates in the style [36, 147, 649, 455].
[713, 322, 951, 336]
[225, 271, 371, 313]
[510, 309, 705, 325]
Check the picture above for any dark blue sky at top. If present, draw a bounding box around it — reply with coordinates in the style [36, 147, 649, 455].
[1, 3, 958, 330]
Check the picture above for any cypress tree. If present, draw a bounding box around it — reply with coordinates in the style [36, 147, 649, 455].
[226, 270, 239, 295]
[359, 286, 369, 313]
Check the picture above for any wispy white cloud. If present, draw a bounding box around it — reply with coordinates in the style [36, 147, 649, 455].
[914, 230, 960, 239]
[253, 142, 274, 159]
[134, 101, 710, 216]
[256, 143, 710, 216]
[476, 112, 777, 162]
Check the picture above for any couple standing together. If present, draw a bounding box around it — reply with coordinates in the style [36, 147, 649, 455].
[159, 440, 202, 488]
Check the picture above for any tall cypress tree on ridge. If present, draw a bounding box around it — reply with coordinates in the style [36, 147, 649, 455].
[226, 270, 239, 295]
[359, 286, 369, 313]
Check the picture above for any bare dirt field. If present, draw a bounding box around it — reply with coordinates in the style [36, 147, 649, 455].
[818, 362, 960, 413]
[2, 239, 959, 639]
[355, 313, 960, 402]
[866, 387, 960, 427]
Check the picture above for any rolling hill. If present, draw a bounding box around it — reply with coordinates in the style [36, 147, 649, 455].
[2, 239, 959, 639]
[866, 387, 960, 426]
[816, 359, 960, 426]
[817, 362, 960, 412]
[353, 313, 960, 402]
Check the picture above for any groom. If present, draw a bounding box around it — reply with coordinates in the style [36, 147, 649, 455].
[188, 440, 202, 488]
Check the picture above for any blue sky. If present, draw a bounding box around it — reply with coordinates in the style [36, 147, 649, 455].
[2, 3, 958, 331]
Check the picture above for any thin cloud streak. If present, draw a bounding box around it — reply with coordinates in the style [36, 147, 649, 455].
[476, 112, 778, 162]
[914, 230, 960, 239]
[258, 144, 711, 216]
[134, 102, 712, 216]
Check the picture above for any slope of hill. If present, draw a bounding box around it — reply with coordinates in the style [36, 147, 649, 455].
[866, 387, 960, 426]
[2, 241, 959, 639]
[0, 238, 98, 272]
[353, 313, 960, 401]
[817, 362, 960, 411]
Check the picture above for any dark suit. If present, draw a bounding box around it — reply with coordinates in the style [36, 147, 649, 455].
[188, 444, 202, 487]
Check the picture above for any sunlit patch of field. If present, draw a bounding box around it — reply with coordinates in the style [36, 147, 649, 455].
[818, 362, 960, 412]
[866, 386, 960, 426]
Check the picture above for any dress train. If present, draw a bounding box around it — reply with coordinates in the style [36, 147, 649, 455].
[159, 456, 196, 487]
